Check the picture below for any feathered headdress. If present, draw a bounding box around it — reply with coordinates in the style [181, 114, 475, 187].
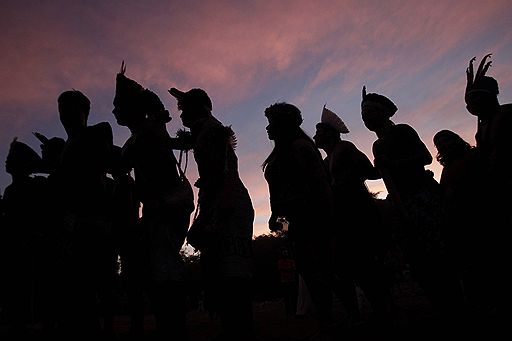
[465, 54, 498, 97]
[361, 85, 398, 117]
[321, 105, 349, 134]
[466, 54, 492, 93]
[114, 61, 145, 109]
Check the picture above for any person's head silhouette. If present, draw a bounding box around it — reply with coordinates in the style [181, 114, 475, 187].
[264, 102, 303, 142]
[112, 63, 145, 128]
[58, 90, 90, 137]
[142, 89, 171, 124]
[361, 86, 397, 133]
[433, 130, 472, 167]
[5, 138, 42, 177]
[313, 106, 349, 150]
[465, 54, 500, 119]
[168, 87, 212, 128]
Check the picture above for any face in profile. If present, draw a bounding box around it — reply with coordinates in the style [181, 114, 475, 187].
[5, 153, 15, 175]
[5, 142, 40, 176]
[265, 123, 274, 140]
[112, 95, 130, 126]
[361, 103, 388, 132]
[5, 152, 25, 176]
[265, 118, 281, 141]
[313, 125, 331, 149]
[178, 101, 199, 128]
[434, 133, 456, 158]
[112, 95, 145, 128]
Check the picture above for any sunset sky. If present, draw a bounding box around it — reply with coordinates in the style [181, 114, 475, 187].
[1, 0, 511, 237]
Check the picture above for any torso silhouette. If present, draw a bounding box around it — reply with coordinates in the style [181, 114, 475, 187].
[55, 122, 113, 215]
[372, 123, 433, 199]
[264, 137, 333, 239]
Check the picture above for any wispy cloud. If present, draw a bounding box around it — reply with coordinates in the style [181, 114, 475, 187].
[1, 0, 512, 235]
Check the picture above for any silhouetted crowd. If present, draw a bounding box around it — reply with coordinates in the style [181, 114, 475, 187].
[0, 54, 510, 340]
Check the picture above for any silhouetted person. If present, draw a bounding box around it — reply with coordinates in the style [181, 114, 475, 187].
[50, 89, 114, 337]
[169, 87, 254, 340]
[28, 132, 67, 336]
[114, 64, 191, 340]
[1, 138, 47, 335]
[314, 106, 393, 329]
[433, 130, 493, 320]
[262, 102, 335, 328]
[109, 145, 145, 337]
[361, 87, 464, 326]
[464, 54, 512, 324]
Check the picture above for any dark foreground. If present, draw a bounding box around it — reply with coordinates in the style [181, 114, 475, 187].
[0, 277, 502, 340]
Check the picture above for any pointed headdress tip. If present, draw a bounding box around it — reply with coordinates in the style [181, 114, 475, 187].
[321, 106, 349, 134]
[10, 137, 18, 147]
[115, 61, 144, 94]
[114, 64, 145, 107]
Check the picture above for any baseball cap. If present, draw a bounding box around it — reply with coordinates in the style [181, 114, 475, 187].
[168, 87, 212, 111]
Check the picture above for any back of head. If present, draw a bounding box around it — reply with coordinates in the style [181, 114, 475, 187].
[433, 129, 461, 146]
[433, 129, 471, 166]
[140, 89, 171, 123]
[186, 88, 212, 111]
[58, 90, 91, 114]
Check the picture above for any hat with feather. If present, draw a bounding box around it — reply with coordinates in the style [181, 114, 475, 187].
[114, 61, 145, 109]
[318, 105, 349, 134]
[361, 86, 398, 118]
[465, 53, 499, 97]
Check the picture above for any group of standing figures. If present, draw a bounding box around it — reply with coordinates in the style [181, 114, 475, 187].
[0, 54, 510, 339]
[1, 62, 254, 340]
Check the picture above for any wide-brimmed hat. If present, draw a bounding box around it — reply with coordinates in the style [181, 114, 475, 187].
[319, 105, 349, 134]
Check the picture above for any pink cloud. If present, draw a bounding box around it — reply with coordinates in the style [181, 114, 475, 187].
[2, 0, 510, 110]
[1, 0, 512, 236]
[303, 0, 511, 94]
